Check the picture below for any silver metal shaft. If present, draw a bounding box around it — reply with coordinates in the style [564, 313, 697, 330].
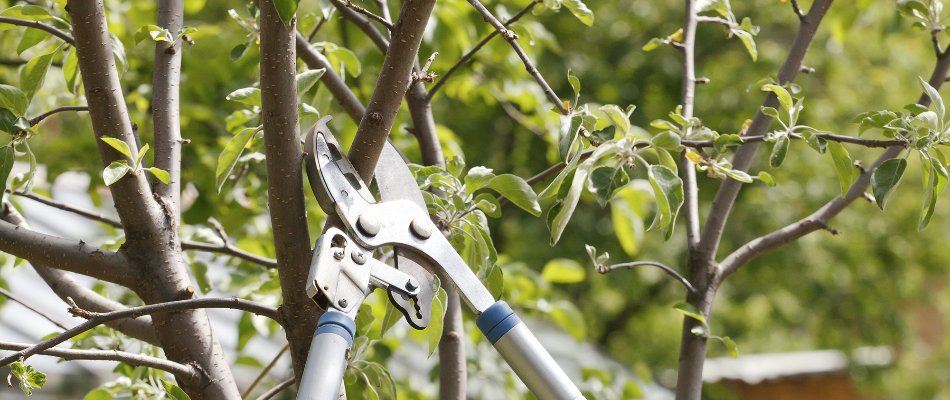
[493, 323, 584, 400]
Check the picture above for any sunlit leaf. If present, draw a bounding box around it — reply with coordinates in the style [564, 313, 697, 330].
[273, 0, 299, 28]
[647, 165, 684, 240]
[826, 141, 856, 197]
[562, 0, 594, 26]
[541, 258, 586, 283]
[216, 127, 258, 192]
[102, 161, 132, 186]
[871, 158, 907, 210]
[100, 137, 132, 159]
[0, 84, 28, 116]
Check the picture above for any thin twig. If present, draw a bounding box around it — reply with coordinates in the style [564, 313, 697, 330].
[597, 261, 696, 294]
[340, 0, 393, 31]
[0, 341, 199, 381]
[255, 377, 294, 400]
[465, 0, 567, 114]
[308, 17, 327, 42]
[695, 16, 736, 29]
[680, 132, 909, 149]
[29, 106, 89, 126]
[0, 288, 69, 330]
[241, 343, 289, 398]
[0, 297, 281, 367]
[10, 191, 121, 227]
[790, 0, 805, 20]
[330, 0, 390, 51]
[0, 16, 76, 45]
[428, 0, 541, 99]
[181, 241, 278, 269]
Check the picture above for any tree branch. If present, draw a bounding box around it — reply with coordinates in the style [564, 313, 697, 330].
[427, 0, 541, 99]
[790, 0, 806, 20]
[152, 0, 184, 219]
[0, 202, 133, 286]
[0, 202, 158, 344]
[0, 16, 75, 45]
[597, 261, 696, 294]
[0, 297, 280, 369]
[259, 0, 316, 382]
[330, 0, 390, 52]
[347, 0, 436, 182]
[716, 41, 950, 284]
[681, 0, 701, 254]
[698, 0, 833, 268]
[0, 288, 69, 330]
[255, 377, 294, 400]
[10, 191, 122, 227]
[464, 0, 567, 114]
[241, 343, 289, 398]
[0, 341, 199, 381]
[68, 0, 166, 241]
[296, 33, 367, 122]
[338, 0, 393, 32]
[29, 106, 89, 127]
[181, 241, 278, 269]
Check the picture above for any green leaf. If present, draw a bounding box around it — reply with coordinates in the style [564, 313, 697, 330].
[721, 336, 739, 358]
[647, 165, 684, 240]
[380, 302, 402, 337]
[826, 141, 856, 197]
[733, 29, 757, 61]
[713, 134, 744, 153]
[17, 28, 48, 55]
[296, 68, 326, 97]
[10, 361, 45, 396]
[610, 184, 649, 256]
[161, 379, 192, 400]
[757, 171, 775, 187]
[19, 47, 57, 103]
[464, 165, 496, 192]
[588, 166, 629, 206]
[216, 127, 258, 192]
[542, 258, 586, 283]
[562, 0, 594, 26]
[0, 146, 13, 203]
[326, 45, 362, 78]
[761, 84, 792, 111]
[567, 69, 581, 101]
[147, 167, 171, 184]
[673, 302, 706, 325]
[226, 87, 262, 107]
[0, 5, 53, 21]
[134, 24, 174, 44]
[919, 157, 947, 230]
[230, 43, 248, 60]
[190, 261, 212, 294]
[871, 158, 907, 210]
[136, 143, 150, 167]
[82, 388, 114, 400]
[63, 48, 80, 94]
[486, 174, 541, 216]
[473, 192, 502, 218]
[0, 84, 28, 116]
[273, 0, 300, 28]
[642, 37, 664, 51]
[600, 104, 631, 134]
[549, 164, 591, 244]
[769, 134, 789, 168]
[651, 131, 682, 150]
[427, 287, 447, 357]
[102, 161, 132, 186]
[919, 76, 945, 119]
[549, 300, 587, 340]
[100, 137, 132, 159]
[486, 263, 504, 298]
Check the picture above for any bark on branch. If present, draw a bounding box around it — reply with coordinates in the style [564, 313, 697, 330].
[0, 16, 75, 45]
[152, 0, 185, 218]
[0, 341, 199, 381]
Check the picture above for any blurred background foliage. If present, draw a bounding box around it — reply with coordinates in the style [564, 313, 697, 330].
[3, 0, 950, 398]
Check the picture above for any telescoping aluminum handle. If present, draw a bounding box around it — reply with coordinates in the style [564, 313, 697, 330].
[298, 311, 355, 400]
[477, 301, 584, 400]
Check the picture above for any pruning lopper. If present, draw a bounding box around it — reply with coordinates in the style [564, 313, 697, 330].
[297, 117, 583, 400]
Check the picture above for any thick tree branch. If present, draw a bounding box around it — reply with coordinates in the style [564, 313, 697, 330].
[427, 0, 541, 99]
[0, 16, 75, 45]
[0, 297, 280, 369]
[259, 0, 316, 383]
[0, 341, 199, 381]
[698, 0, 833, 267]
[152, 0, 184, 218]
[347, 0, 436, 182]
[29, 106, 89, 126]
[0, 202, 158, 344]
[465, 0, 567, 114]
[0, 203, 133, 286]
[68, 0, 166, 240]
[296, 33, 367, 122]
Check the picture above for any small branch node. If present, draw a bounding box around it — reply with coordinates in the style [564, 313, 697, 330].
[800, 65, 815, 74]
[695, 76, 710, 84]
[817, 220, 839, 235]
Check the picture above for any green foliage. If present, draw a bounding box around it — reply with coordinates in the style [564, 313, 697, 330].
[10, 361, 46, 396]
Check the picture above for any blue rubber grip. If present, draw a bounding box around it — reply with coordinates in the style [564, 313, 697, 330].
[476, 301, 522, 344]
[316, 310, 356, 346]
